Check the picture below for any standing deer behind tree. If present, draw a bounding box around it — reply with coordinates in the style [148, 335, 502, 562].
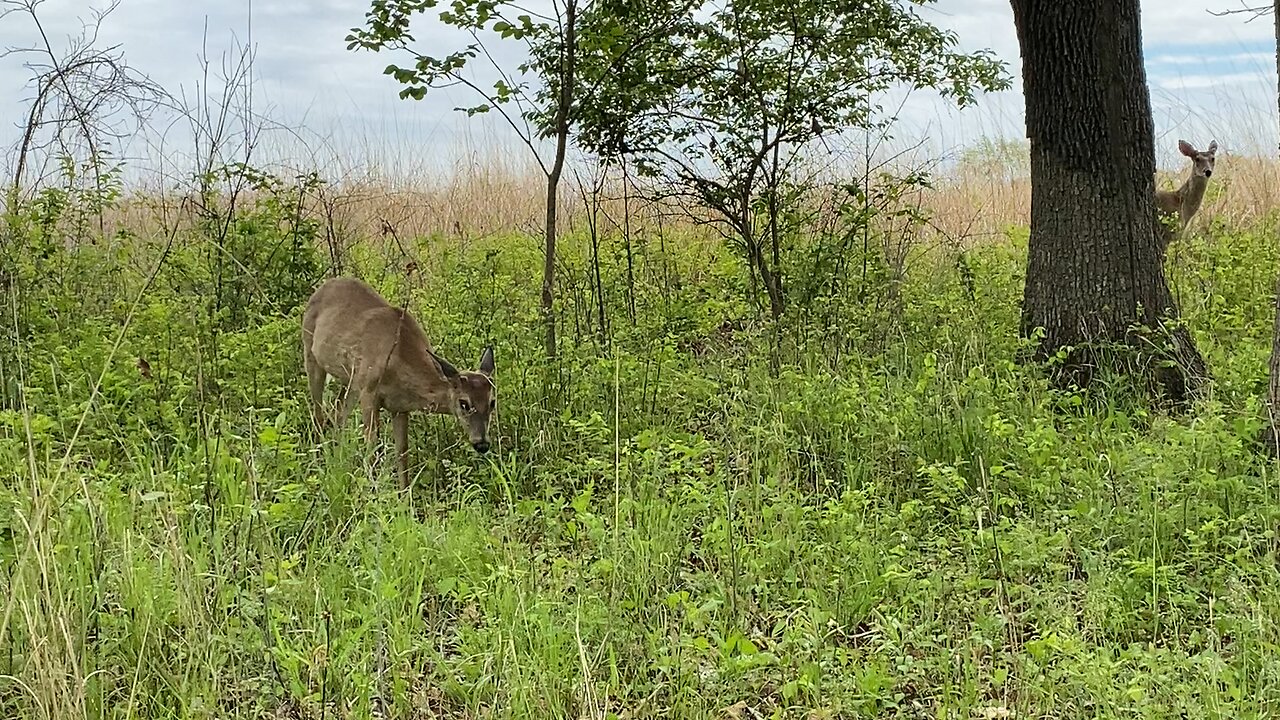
[1155, 139, 1217, 249]
[302, 277, 495, 488]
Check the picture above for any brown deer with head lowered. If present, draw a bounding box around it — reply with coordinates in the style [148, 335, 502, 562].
[1155, 139, 1217, 250]
[301, 276, 495, 487]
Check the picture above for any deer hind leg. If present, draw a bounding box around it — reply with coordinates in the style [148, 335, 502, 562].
[392, 412, 410, 490]
[302, 329, 328, 430]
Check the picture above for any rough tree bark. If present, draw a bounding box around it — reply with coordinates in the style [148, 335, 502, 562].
[1011, 0, 1206, 400]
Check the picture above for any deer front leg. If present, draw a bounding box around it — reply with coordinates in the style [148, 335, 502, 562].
[357, 392, 388, 483]
[392, 412, 410, 489]
[359, 392, 382, 445]
[332, 377, 359, 435]
[332, 382, 350, 426]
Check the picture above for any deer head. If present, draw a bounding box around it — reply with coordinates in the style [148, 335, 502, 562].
[428, 346, 496, 454]
[1178, 139, 1216, 180]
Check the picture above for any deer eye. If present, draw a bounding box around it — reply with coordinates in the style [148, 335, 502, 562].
[459, 399, 472, 413]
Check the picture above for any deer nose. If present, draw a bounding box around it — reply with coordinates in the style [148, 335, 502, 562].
[1203, 169, 1212, 177]
[473, 441, 490, 454]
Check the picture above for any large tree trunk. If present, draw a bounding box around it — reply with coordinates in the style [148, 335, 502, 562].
[1011, 0, 1206, 400]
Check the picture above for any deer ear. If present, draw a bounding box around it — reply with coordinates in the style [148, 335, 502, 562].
[1207, 140, 1218, 154]
[428, 349, 460, 380]
[478, 346, 495, 377]
[1178, 140, 1196, 157]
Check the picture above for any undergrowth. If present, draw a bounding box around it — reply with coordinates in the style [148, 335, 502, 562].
[3, 170, 1280, 720]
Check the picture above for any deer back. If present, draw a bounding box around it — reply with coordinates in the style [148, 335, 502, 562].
[304, 278, 447, 407]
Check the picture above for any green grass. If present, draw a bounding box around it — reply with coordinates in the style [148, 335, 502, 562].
[4, 193, 1280, 719]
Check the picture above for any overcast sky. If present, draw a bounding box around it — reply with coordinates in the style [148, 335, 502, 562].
[0, 0, 1276, 180]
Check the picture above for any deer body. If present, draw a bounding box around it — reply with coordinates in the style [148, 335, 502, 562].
[302, 277, 495, 487]
[1155, 139, 1217, 248]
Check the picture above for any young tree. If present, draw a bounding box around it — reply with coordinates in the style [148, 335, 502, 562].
[574, 0, 1007, 321]
[1010, 0, 1207, 399]
[346, 0, 581, 360]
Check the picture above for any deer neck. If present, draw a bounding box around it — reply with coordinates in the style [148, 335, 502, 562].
[1178, 171, 1208, 220]
[416, 381, 455, 415]
[397, 346, 455, 414]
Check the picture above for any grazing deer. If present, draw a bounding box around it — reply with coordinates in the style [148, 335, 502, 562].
[1155, 139, 1217, 248]
[302, 277, 495, 487]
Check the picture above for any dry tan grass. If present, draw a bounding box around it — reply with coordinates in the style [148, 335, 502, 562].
[90, 145, 1279, 264]
[1198, 153, 1280, 229]
[920, 148, 1279, 248]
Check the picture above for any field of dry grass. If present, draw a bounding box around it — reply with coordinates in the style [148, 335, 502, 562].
[94, 137, 1280, 272]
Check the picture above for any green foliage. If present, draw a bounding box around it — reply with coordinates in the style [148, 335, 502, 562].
[191, 163, 326, 330]
[346, 0, 556, 128]
[578, 0, 1008, 165]
[0, 153, 129, 379]
[344, 0, 1012, 332]
[5, 179, 1280, 718]
[573, 0, 1010, 319]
